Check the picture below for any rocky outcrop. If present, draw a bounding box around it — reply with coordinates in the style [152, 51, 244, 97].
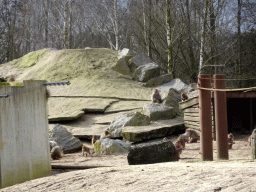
[142, 103, 176, 121]
[94, 138, 131, 155]
[163, 88, 184, 116]
[50, 124, 83, 153]
[118, 48, 133, 59]
[112, 57, 132, 76]
[127, 139, 178, 165]
[121, 117, 184, 143]
[128, 53, 153, 72]
[143, 74, 173, 87]
[108, 111, 150, 138]
[134, 63, 160, 82]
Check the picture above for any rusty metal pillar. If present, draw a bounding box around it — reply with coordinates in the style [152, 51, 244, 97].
[198, 74, 213, 161]
[213, 74, 229, 160]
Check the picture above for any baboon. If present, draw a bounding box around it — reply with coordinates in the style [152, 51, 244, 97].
[175, 140, 183, 159]
[185, 129, 200, 143]
[100, 130, 111, 140]
[91, 135, 97, 145]
[181, 93, 188, 102]
[227, 133, 235, 149]
[246, 135, 252, 146]
[82, 144, 94, 156]
[176, 133, 189, 149]
[49, 140, 58, 151]
[8, 76, 15, 82]
[51, 146, 62, 160]
[151, 88, 162, 103]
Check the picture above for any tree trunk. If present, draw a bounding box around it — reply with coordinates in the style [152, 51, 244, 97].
[237, 0, 242, 77]
[114, 0, 119, 51]
[199, 0, 209, 74]
[166, 0, 173, 75]
[210, 2, 216, 74]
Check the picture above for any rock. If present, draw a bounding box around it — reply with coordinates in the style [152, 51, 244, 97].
[108, 111, 150, 138]
[121, 117, 184, 143]
[156, 78, 193, 97]
[144, 74, 173, 87]
[94, 138, 132, 155]
[128, 53, 153, 72]
[163, 88, 184, 116]
[118, 48, 133, 59]
[142, 103, 176, 121]
[112, 57, 132, 76]
[51, 124, 83, 153]
[127, 139, 178, 165]
[134, 63, 160, 82]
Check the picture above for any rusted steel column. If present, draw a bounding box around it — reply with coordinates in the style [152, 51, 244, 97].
[198, 74, 213, 161]
[213, 74, 229, 160]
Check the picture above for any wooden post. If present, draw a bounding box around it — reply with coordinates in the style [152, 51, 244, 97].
[213, 74, 228, 160]
[198, 74, 213, 161]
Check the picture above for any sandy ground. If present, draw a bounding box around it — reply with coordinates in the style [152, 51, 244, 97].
[2, 134, 256, 192]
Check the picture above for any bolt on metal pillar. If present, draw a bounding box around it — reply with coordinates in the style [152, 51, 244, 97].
[198, 74, 213, 161]
[213, 74, 229, 160]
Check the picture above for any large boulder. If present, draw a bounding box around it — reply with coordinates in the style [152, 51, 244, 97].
[121, 117, 185, 143]
[128, 53, 153, 72]
[142, 103, 176, 121]
[50, 124, 83, 153]
[112, 57, 132, 76]
[118, 48, 133, 59]
[94, 138, 132, 155]
[134, 63, 160, 82]
[156, 78, 194, 97]
[163, 88, 184, 116]
[143, 74, 173, 87]
[127, 139, 178, 165]
[108, 111, 150, 138]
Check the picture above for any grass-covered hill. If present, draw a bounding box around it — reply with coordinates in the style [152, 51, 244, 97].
[0, 48, 152, 121]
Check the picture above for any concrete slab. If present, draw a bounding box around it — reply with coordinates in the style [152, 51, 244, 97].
[104, 100, 148, 113]
[121, 116, 185, 143]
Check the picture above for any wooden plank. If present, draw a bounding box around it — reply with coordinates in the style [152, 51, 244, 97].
[179, 97, 199, 110]
[185, 125, 200, 131]
[184, 115, 200, 122]
[184, 120, 200, 126]
[184, 112, 199, 117]
[183, 108, 199, 113]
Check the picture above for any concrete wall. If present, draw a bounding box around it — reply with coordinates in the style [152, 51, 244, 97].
[0, 80, 51, 188]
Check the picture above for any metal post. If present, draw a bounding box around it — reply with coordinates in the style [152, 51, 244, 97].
[213, 74, 228, 160]
[198, 74, 213, 161]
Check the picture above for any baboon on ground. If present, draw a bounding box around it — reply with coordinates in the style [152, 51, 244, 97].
[82, 144, 94, 156]
[151, 88, 162, 103]
[49, 140, 58, 151]
[227, 133, 235, 149]
[175, 140, 183, 159]
[185, 129, 200, 143]
[100, 130, 111, 140]
[51, 146, 62, 160]
[246, 135, 252, 146]
[91, 135, 97, 145]
[8, 76, 15, 82]
[176, 133, 189, 149]
[181, 93, 188, 102]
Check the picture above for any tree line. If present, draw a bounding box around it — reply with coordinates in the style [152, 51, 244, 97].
[0, 0, 255, 84]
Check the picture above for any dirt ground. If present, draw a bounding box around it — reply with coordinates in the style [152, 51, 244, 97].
[2, 134, 256, 192]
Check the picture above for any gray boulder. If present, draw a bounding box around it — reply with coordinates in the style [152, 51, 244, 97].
[128, 53, 153, 72]
[108, 111, 150, 138]
[134, 63, 160, 82]
[94, 138, 132, 155]
[163, 88, 184, 116]
[118, 48, 133, 59]
[51, 124, 83, 153]
[142, 103, 176, 121]
[112, 57, 132, 76]
[127, 139, 178, 165]
[144, 74, 173, 87]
